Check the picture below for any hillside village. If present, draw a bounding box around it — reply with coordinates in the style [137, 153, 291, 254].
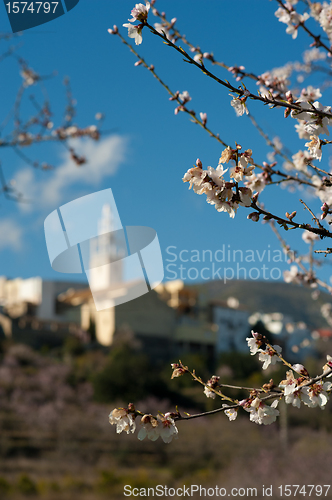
[0, 204, 331, 363]
[1, 274, 331, 363]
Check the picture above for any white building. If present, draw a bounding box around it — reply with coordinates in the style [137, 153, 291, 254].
[210, 297, 250, 353]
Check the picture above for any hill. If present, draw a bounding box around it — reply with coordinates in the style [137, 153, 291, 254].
[189, 280, 332, 329]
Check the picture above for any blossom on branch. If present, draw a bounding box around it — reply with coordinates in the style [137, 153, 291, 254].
[123, 23, 145, 45]
[123, 1, 150, 45]
[246, 330, 263, 355]
[157, 413, 179, 443]
[301, 380, 332, 409]
[279, 370, 310, 408]
[230, 95, 249, 117]
[183, 149, 255, 218]
[275, 4, 310, 39]
[128, 1, 150, 22]
[137, 414, 159, 441]
[305, 135, 322, 161]
[245, 398, 279, 425]
[291, 101, 332, 137]
[109, 408, 136, 434]
[223, 405, 238, 421]
[302, 230, 319, 244]
[203, 375, 220, 399]
[258, 345, 282, 370]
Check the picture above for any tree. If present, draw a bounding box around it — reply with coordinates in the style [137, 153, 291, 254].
[107, 0, 332, 443]
[0, 32, 101, 204]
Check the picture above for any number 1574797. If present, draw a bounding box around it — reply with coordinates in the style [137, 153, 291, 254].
[5, 2, 59, 14]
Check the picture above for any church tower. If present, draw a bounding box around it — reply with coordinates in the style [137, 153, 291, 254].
[88, 204, 126, 291]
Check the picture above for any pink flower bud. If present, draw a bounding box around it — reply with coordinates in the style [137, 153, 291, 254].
[248, 212, 260, 222]
[108, 25, 118, 34]
[199, 112, 207, 126]
[203, 52, 213, 60]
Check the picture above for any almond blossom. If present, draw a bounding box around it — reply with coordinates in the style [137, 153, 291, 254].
[123, 23, 145, 45]
[109, 408, 136, 434]
[301, 380, 332, 408]
[291, 101, 332, 136]
[245, 398, 279, 425]
[258, 345, 282, 370]
[245, 173, 267, 194]
[318, 2, 332, 42]
[230, 156, 254, 182]
[275, 5, 310, 39]
[137, 414, 160, 441]
[123, 1, 150, 45]
[302, 230, 320, 244]
[298, 86, 322, 102]
[128, 1, 150, 22]
[157, 413, 178, 443]
[246, 330, 263, 355]
[230, 96, 249, 117]
[323, 355, 332, 377]
[305, 135, 322, 161]
[203, 375, 220, 399]
[204, 386, 216, 399]
[279, 371, 311, 408]
[223, 405, 238, 421]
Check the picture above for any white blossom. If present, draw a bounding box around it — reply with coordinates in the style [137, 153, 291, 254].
[303, 48, 326, 65]
[319, 2, 332, 42]
[292, 101, 332, 136]
[128, 2, 150, 22]
[123, 23, 144, 45]
[204, 386, 216, 399]
[246, 330, 262, 355]
[223, 405, 238, 421]
[123, 1, 150, 45]
[230, 97, 249, 117]
[109, 408, 136, 434]
[295, 121, 311, 140]
[323, 355, 332, 377]
[245, 173, 266, 194]
[157, 414, 178, 443]
[279, 371, 310, 408]
[305, 135, 322, 161]
[302, 380, 332, 408]
[275, 6, 309, 39]
[246, 398, 279, 425]
[137, 414, 160, 441]
[258, 345, 282, 370]
[179, 90, 191, 104]
[292, 150, 311, 173]
[299, 86, 322, 102]
[302, 229, 320, 243]
[284, 265, 300, 284]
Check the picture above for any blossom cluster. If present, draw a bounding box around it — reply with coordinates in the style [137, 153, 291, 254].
[279, 370, 332, 408]
[123, 1, 150, 45]
[111, 0, 332, 441]
[109, 407, 178, 443]
[275, 3, 310, 39]
[182, 147, 255, 218]
[242, 398, 280, 425]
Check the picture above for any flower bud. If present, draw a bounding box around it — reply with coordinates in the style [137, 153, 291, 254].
[108, 25, 118, 34]
[248, 212, 260, 222]
[292, 364, 309, 377]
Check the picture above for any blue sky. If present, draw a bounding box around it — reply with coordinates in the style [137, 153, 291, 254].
[0, 0, 330, 286]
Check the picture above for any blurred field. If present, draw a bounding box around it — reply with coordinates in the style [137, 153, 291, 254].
[0, 339, 332, 499]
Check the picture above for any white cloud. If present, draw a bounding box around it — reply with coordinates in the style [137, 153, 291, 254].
[0, 218, 23, 250]
[14, 134, 127, 210]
